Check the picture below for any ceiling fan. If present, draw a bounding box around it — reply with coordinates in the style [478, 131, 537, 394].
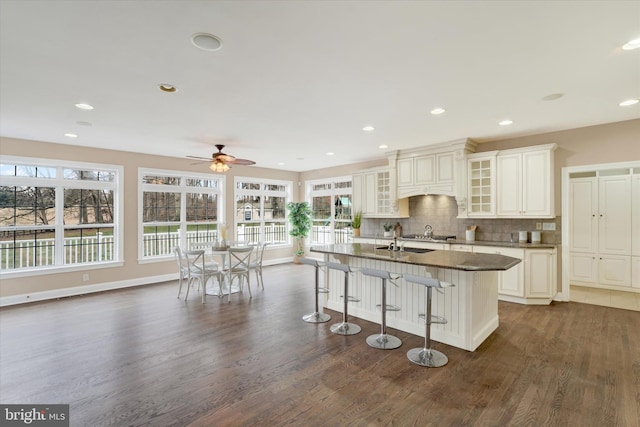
[188, 144, 256, 172]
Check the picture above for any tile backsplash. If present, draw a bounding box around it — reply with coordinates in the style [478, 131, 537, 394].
[361, 195, 561, 244]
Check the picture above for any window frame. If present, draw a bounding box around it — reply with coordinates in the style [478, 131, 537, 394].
[138, 168, 225, 262]
[234, 176, 292, 246]
[0, 155, 123, 278]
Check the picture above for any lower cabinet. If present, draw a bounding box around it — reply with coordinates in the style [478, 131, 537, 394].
[470, 246, 556, 304]
[525, 250, 556, 299]
[633, 257, 640, 289]
[570, 252, 633, 289]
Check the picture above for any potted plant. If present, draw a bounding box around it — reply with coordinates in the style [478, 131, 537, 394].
[352, 210, 362, 237]
[286, 201, 313, 261]
[383, 222, 393, 237]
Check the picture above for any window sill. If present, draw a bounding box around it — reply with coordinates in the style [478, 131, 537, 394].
[0, 261, 125, 280]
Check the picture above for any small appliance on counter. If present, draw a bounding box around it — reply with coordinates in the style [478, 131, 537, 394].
[466, 225, 477, 242]
[531, 230, 541, 244]
[519, 231, 528, 243]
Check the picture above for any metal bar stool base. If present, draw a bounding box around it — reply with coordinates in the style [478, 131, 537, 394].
[330, 322, 361, 335]
[302, 311, 331, 323]
[366, 333, 402, 350]
[407, 348, 448, 367]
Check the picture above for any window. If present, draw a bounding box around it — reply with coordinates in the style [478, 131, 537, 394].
[307, 177, 353, 244]
[139, 169, 224, 260]
[234, 177, 291, 245]
[0, 157, 122, 274]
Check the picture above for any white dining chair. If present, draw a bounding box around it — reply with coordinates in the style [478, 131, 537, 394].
[249, 242, 269, 289]
[183, 249, 224, 304]
[224, 246, 253, 302]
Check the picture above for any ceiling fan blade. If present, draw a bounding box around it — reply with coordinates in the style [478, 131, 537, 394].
[228, 158, 256, 166]
[186, 155, 213, 161]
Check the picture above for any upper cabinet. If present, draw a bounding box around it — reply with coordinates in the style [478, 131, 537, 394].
[495, 144, 556, 218]
[353, 168, 408, 218]
[396, 139, 475, 202]
[467, 153, 497, 217]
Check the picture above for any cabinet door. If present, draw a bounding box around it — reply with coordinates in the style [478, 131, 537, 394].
[633, 174, 640, 256]
[376, 171, 391, 215]
[436, 152, 455, 183]
[352, 174, 364, 214]
[525, 250, 554, 298]
[473, 246, 524, 297]
[363, 172, 376, 215]
[569, 252, 597, 283]
[632, 257, 640, 289]
[496, 154, 522, 216]
[598, 255, 631, 287]
[467, 157, 495, 216]
[397, 158, 414, 187]
[414, 155, 435, 185]
[522, 150, 552, 216]
[598, 175, 631, 255]
[569, 177, 598, 253]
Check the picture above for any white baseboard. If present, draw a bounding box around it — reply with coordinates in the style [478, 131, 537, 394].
[0, 273, 178, 307]
[0, 259, 292, 307]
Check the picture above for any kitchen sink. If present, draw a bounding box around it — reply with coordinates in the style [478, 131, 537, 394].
[375, 246, 433, 254]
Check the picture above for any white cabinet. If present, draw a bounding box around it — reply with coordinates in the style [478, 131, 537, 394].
[473, 246, 525, 298]
[598, 255, 631, 287]
[569, 177, 598, 253]
[598, 175, 631, 255]
[396, 151, 456, 198]
[569, 253, 597, 283]
[352, 168, 408, 218]
[525, 249, 555, 298]
[450, 244, 473, 252]
[568, 169, 635, 291]
[496, 145, 555, 218]
[631, 172, 640, 256]
[632, 257, 640, 289]
[467, 154, 496, 216]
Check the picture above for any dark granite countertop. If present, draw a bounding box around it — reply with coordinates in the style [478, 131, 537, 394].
[357, 235, 557, 249]
[310, 243, 521, 272]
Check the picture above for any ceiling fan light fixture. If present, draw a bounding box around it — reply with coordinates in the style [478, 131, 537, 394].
[210, 161, 230, 173]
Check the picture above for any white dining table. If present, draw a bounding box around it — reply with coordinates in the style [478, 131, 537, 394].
[190, 242, 242, 297]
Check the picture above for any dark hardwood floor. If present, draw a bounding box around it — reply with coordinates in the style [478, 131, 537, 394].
[1, 264, 639, 427]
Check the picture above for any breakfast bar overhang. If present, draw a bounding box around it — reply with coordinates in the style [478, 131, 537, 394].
[310, 244, 521, 351]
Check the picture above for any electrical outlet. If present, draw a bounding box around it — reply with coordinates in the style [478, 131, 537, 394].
[82, 274, 89, 282]
[542, 222, 556, 231]
[536, 222, 542, 230]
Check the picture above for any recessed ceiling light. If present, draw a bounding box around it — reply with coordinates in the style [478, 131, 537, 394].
[277, 162, 285, 166]
[326, 152, 335, 156]
[619, 99, 639, 106]
[379, 144, 388, 149]
[542, 93, 564, 101]
[75, 103, 93, 110]
[64, 133, 78, 138]
[362, 126, 375, 132]
[191, 33, 223, 51]
[430, 107, 445, 115]
[159, 84, 177, 93]
[622, 38, 640, 50]
[499, 119, 513, 126]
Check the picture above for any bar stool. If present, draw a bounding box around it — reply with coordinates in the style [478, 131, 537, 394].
[298, 257, 331, 323]
[360, 267, 402, 350]
[403, 273, 455, 367]
[326, 262, 361, 335]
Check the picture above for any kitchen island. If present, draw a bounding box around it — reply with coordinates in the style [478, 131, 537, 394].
[310, 243, 521, 351]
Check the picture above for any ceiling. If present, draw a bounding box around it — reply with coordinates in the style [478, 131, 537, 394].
[1, 1, 639, 172]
